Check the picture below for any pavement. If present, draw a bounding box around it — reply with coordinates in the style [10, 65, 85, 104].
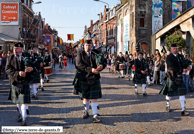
[1, 62, 194, 134]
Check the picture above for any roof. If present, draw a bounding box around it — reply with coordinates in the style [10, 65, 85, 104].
[0, 33, 18, 42]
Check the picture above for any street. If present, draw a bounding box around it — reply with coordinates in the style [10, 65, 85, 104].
[1, 63, 194, 134]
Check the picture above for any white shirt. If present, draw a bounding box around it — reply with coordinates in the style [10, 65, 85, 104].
[87, 52, 91, 56]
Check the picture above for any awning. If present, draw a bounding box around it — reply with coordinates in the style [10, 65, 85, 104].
[0, 33, 18, 42]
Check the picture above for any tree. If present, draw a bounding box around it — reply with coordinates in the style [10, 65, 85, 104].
[165, 33, 186, 51]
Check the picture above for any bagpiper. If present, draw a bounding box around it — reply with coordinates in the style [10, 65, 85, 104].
[159, 43, 189, 116]
[75, 39, 107, 123]
[6, 43, 34, 126]
[133, 52, 148, 96]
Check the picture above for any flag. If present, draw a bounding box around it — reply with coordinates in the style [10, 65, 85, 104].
[46, 36, 51, 44]
[82, 39, 84, 43]
[67, 34, 74, 41]
[60, 39, 63, 44]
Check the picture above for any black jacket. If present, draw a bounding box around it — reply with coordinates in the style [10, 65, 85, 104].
[6, 53, 33, 85]
[75, 50, 106, 81]
[44, 55, 51, 66]
[127, 58, 134, 68]
[134, 59, 147, 74]
[166, 53, 183, 78]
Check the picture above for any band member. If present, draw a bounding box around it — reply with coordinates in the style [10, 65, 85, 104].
[75, 39, 106, 123]
[143, 53, 152, 86]
[133, 52, 148, 96]
[115, 52, 125, 78]
[44, 51, 51, 82]
[6, 43, 34, 126]
[127, 54, 134, 81]
[159, 43, 189, 116]
[30, 47, 43, 99]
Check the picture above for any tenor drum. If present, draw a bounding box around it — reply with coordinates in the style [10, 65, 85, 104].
[44, 66, 52, 75]
[119, 64, 125, 70]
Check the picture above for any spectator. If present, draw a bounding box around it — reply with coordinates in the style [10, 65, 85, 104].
[154, 56, 161, 84]
[111, 55, 116, 74]
[59, 53, 64, 69]
[189, 60, 194, 92]
[160, 56, 166, 85]
[107, 54, 112, 73]
[2, 52, 8, 79]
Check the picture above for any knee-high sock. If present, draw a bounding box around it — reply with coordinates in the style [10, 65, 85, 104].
[91, 102, 98, 118]
[135, 84, 138, 92]
[21, 105, 27, 120]
[121, 71, 124, 77]
[118, 71, 120, 77]
[45, 75, 48, 80]
[16, 104, 22, 115]
[179, 96, 185, 111]
[132, 73, 134, 79]
[41, 79, 44, 88]
[83, 101, 90, 112]
[30, 85, 33, 93]
[147, 76, 150, 84]
[33, 85, 37, 94]
[142, 84, 146, 93]
[166, 96, 171, 107]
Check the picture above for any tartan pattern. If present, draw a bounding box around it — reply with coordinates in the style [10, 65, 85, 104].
[133, 74, 146, 84]
[40, 67, 45, 79]
[31, 72, 40, 83]
[159, 78, 187, 96]
[11, 84, 31, 104]
[127, 68, 133, 75]
[79, 80, 102, 99]
[74, 78, 81, 92]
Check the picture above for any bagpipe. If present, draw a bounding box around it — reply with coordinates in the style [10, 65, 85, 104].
[91, 49, 107, 67]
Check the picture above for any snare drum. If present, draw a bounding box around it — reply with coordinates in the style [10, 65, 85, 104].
[44, 66, 52, 75]
[119, 64, 125, 70]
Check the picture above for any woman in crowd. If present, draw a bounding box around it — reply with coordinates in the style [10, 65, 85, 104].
[154, 56, 161, 84]
[111, 54, 116, 74]
[107, 54, 112, 73]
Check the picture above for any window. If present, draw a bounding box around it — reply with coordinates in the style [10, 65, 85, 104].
[26, 0, 28, 6]
[108, 27, 110, 38]
[140, 17, 145, 27]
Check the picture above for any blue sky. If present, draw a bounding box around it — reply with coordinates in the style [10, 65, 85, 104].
[33, 0, 120, 43]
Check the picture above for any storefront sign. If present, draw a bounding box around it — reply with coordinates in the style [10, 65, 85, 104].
[1, 3, 19, 25]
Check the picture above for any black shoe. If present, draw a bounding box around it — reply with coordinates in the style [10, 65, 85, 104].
[143, 93, 147, 96]
[121, 76, 125, 78]
[97, 106, 100, 110]
[154, 81, 156, 84]
[181, 111, 190, 116]
[26, 109, 29, 115]
[47, 80, 49, 83]
[135, 91, 138, 95]
[41, 87, 44, 91]
[21, 119, 27, 126]
[32, 94, 35, 98]
[93, 116, 101, 123]
[118, 76, 120, 78]
[166, 106, 171, 112]
[35, 95, 38, 100]
[83, 111, 89, 119]
[17, 115, 22, 122]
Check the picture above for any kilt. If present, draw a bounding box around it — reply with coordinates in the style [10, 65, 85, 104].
[79, 79, 102, 99]
[11, 84, 31, 104]
[127, 68, 133, 75]
[74, 78, 81, 93]
[133, 73, 146, 84]
[159, 78, 187, 96]
[31, 71, 40, 84]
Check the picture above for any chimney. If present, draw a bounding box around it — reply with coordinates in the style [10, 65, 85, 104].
[91, 20, 93, 27]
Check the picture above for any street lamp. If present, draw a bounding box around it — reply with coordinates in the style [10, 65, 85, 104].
[33, 1, 42, 4]
[93, 0, 109, 9]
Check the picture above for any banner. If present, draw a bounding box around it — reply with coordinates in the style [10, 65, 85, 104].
[46, 36, 51, 45]
[60, 39, 63, 44]
[1, 2, 19, 25]
[67, 34, 74, 41]
[117, 24, 122, 54]
[172, 1, 182, 19]
[152, 0, 163, 34]
[123, 14, 129, 53]
[187, 0, 194, 9]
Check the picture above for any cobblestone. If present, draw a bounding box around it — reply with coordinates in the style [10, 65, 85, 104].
[1, 63, 194, 134]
